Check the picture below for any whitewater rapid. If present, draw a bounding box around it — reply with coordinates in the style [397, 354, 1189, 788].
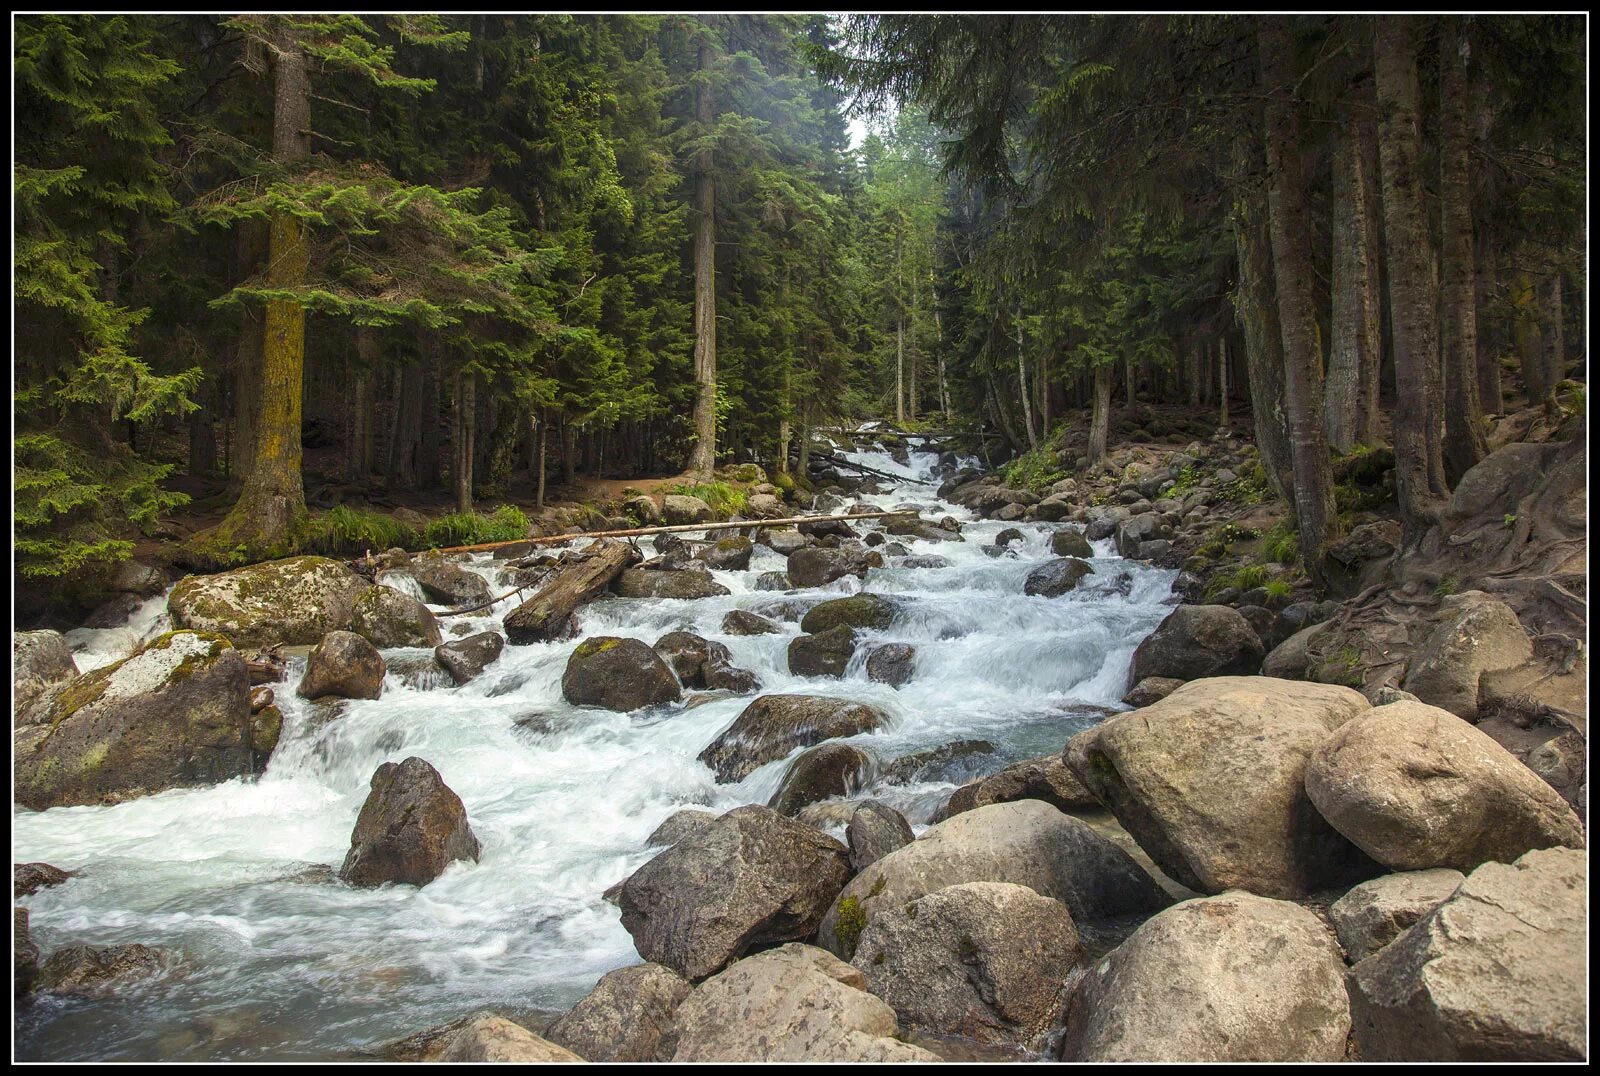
[13, 437, 1177, 1060]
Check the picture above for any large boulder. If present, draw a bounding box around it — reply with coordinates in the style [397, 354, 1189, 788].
[1064, 676, 1376, 898]
[1125, 605, 1264, 687]
[15, 631, 252, 810]
[697, 695, 887, 783]
[941, 753, 1099, 819]
[337, 756, 481, 888]
[614, 568, 731, 600]
[786, 547, 874, 588]
[1304, 700, 1586, 874]
[562, 637, 682, 712]
[388, 1013, 583, 1062]
[695, 536, 753, 571]
[864, 643, 916, 687]
[661, 495, 712, 525]
[298, 630, 385, 701]
[1050, 528, 1094, 558]
[768, 743, 873, 817]
[15, 862, 72, 898]
[169, 555, 368, 648]
[1346, 847, 1585, 1060]
[617, 805, 851, 981]
[546, 963, 692, 1062]
[852, 881, 1083, 1047]
[411, 557, 492, 609]
[787, 625, 858, 678]
[13, 630, 79, 714]
[1024, 557, 1094, 598]
[1401, 592, 1534, 721]
[798, 593, 899, 635]
[1329, 869, 1465, 962]
[721, 609, 781, 636]
[351, 585, 441, 649]
[1059, 891, 1351, 1061]
[666, 944, 938, 1061]
[845, 801, 914, 872]
[819, 801, 1169, 958]
[432, 632, 504, 686]
[647, 809, 719, 848]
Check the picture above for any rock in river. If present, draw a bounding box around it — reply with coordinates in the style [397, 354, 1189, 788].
[562, 636, 682, 712]
[338, 756, 480, 888]
[697, 694, 887, 783]
[298, 630, 386, 701]
[168, 555, 368, 648]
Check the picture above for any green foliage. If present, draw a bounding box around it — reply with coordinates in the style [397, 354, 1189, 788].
[1434, 574, 1462, 599]
[418, 505, 531, 548]
[1216, 461, 1272, 506]
[1259, 521, 1300, 566]
[1195, 520, 1258, 561]
[308, 505, 419, 555]
[1262, 579, 1293, 607]
[999, 448, 1068, 493]
[662, 481, 748, 515]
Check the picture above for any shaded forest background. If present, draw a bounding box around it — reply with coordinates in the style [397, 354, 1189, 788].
[13, 14, 1587, 614]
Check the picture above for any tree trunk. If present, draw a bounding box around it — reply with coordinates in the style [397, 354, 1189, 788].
[1537, 270, 1564, 414]
[1230, 135, 1296, 507]
[1260, 17, 1340, 585]
[1087, 363, 1112, 467]
[1218, 337, 1231, 428]
[1015, 308, 1037, 450]
[389, 359, 422, 489]
[932, 271, 949, 416]
[777, 366, 792, 475]
[1438, 21, 1489, 482]
[1326, 106, 1381, 452]
[452, 368, 476, 513]
[228, 221, 267, 493]
[206, 29, 311, 558]
[534, 411, 547, 509]
[1475, 229, 1503, 415]
[1512, 268, 1546, 410]
[1353, 97, 1385, 446]
[1374, 15, 1449, 541]
[418, 340, 443, 490]
[1124, 355, 1135, 407]
[189, 382, 218, 477]
[685, 32, 719, 480]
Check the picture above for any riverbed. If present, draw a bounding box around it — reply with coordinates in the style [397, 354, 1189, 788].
[13, 437, 1176, 1061]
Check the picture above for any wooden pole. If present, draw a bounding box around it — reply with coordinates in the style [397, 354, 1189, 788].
[428, 510, 919, 556]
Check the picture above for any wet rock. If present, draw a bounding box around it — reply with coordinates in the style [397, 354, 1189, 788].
[695, 536, 753, 571]
[1126, 605, 1265, 687]
[618, 805, 851, 982]
[761, 528, 808, 555]
[614, 567, 731, 600]
[1050, 529, 1093, 558]
[386, 652, 453, 692]
[881, 740, 997, 785]
[563, 637, 682, 712]
[1060, 891, 1350, 1061]
[15, 631, 252, 810]
[1329, 868, 1465, 962]
[15, 862, 73, 898]
[1347, 847, 1585, 1060]
[721, 609, 781, 636]
[798, 593, 899, 635]
[15, 909, 39, 997]
[786, 546, 874, 588]
[787, 625, 858, 678]
[755, 571, 793, 591]
[1121, 676, 1183, 707]
[1065, 676, 1377, 898]
[13, 630, 79, 714]
[1305, 701, 1586, 873]
[432, 632, 504, 686]
[900, 554, 951, 570]
[653, 630, 716, 685]
[697, 695, 887, 783]
[864, 643, 916, 687]
[35, 943, 168, 997]
[84, 592, 144, 629]
[249, 685, 275, 713]
[885, 517, 960, 542]
[940, 753, 1099, 819]
[845, 801, 914, 872]
[854, 881, 1083, 1048]
[169, 555, 370, 649]
[409, 557, 493, 609]
[819, 801, 1169, 958]
[250, 705, 282, 766]
[351, 585, 442, 649]
[338, 756, 480, 888]
[668, 944, 937, 1062]
[1024, 557, 1094, 597]
[769, 743, 874, 817]
[1402, 592, 1534, 721]
[298, 630, 386, 701]
[547, 962, 692, 1061]
[109, 559, 170, 597]
[647, 809, 718, 847]
[661, 495, 713, 525]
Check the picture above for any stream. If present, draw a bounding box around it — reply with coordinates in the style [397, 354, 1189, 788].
[13, 436, 1177, 1061]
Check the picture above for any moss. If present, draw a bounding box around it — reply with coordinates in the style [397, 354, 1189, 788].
[1089, 750, 1115, 776]
[78, 740, 112, 773]
[904, 900, 918, 920]
[835, 895, 866, 960]
[49, 671, 113, 728]
[1433, 574, 1461, 599]
[869, 874, 887, 897]
[576, 637, 624, 657]
[872, 951, 886, 965]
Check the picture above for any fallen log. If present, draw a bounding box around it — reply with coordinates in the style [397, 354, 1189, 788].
[430, 510, 918, 556]
[809, 453, 933, 485]
[503, 538, 641, 644]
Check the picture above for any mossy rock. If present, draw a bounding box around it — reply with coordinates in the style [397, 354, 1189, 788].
[798, 594, 900, 635]
[169, 555, 368, 649]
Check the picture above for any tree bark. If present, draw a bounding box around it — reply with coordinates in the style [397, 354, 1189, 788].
[686, 31, 719, 480]
[1475, 229, 1503, 415]
[1218, 336, 1231, 428]
[418, 338, 443, 490]
[1537, 270, 1564, 414]
[1438, 21, 1489, 482]
[1353, 97, 1385, 446]
[503, 539, 641, 644]
[452, 368, 476, 513]
[1326, 106, 1381, 452]
[1374, 15, 1449, 541]
[1260, 17, 1340, 585]
[228, 221, 267, 493]
[1087, 362, 1111, 467]
[1511, 268, 1547, 410]
[1015, 307, 1037, 449]
[207, 26, 311, 558]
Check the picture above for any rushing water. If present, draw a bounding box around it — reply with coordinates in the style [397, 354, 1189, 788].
[13, 437, 1177, 1061]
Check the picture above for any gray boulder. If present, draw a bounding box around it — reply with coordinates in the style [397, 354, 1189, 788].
[1305, 700, 1586, 873]
[661, 495, 712, 525]
[1329, 869, 1465, 962]
[618, 805, 851, 981]
[351, 585, 442, 649]
[845, 800, 914, 872]
[34, 943, 168, 998]
[695, 536, 753, 570]
[433, 631, 504, 686]
[721, 609, 781, 636]
[786, 547, 874, 588]
[13, 630, 80, 714]
[169, 555, 368, 647]
[546, 962, 691, 1062]
[1024, 557, 1094, 597]
[768, 743, 873, 817]
[1050, 529, 1094, 558]
[1126, 605, 1264, 687]
[1346, 847, 1585, 1060]
[614, 567, 731, 600]
[864, 643, 916, 687]
[563, 637, 682, 712]
[787, 625, 858, 678]
[798, 593, 899, 635]
[298, 630, 385, 701]
[647, 809, 718, 847]
[410, 557, 493, 609]
[338, 756, 480, 888]
[1060, 891, 1350, 1061]
[697, 695, 886, 783]
[1401, 592, 1534, 721]
[941, 753, 1099, 819]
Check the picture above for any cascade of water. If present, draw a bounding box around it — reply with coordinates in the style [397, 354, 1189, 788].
[14, 433, 1175, 1061]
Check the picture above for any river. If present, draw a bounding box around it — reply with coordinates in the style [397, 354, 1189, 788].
[13, 436, 1177, 1061]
